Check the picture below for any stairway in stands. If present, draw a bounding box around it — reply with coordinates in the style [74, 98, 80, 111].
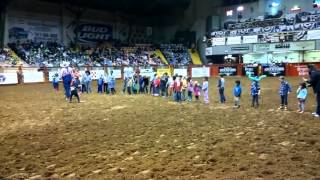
[189, 49, 202, 65]
[155, 49, 168, 65]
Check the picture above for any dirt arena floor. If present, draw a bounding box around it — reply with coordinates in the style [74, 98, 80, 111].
[1, 77, 320, 180]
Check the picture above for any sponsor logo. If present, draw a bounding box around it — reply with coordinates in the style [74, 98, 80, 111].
[76, 24, 112, 43]
[219, 67, 237, 76]
[275, 43, 290, 49]
[264, 66, 285, 76]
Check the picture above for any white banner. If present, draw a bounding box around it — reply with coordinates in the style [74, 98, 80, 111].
[107, 68, 122, 79]
[0, 73, 18, 85]
[124, 67, 134, 78]
[227, 36, 242, 45]
[242, 35, 258, 44]
[191, 67, 210, 78]
[254, 41, 316, 52]
[307, 30, 320, 40]
[140, 68, 154, 77]
[212, 37, 226, 46]
[24, 72, 44, 83]
[48, 71, 61, 82]
[205, 47, 213, 56]
[174, 69, 188, 77]
[7, 12, 60, 43]
[91, 70, 105, 80]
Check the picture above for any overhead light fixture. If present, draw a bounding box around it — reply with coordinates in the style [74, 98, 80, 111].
[237, 6, 244, 12]
[271, 2, 280, 7]
[226, 10, 233, 16]
[291, 5, 301, 11]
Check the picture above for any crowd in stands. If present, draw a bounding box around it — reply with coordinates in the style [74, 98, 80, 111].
[160, 44, 191, 66]
[0, 48, 20, 66]
[3, 41, 193, 67]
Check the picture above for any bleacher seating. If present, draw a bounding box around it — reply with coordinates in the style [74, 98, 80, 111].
[160, 44, 191, 66]
[7, 42, 167, 67]
[208, 10, 320, 45]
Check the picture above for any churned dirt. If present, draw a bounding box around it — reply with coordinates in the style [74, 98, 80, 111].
[0, 77, 320, 180]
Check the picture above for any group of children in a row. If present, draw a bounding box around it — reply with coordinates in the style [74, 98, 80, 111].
[217, 73, 308, 113]
[53, 70, 309, 113]
[143, 73, 209, 103]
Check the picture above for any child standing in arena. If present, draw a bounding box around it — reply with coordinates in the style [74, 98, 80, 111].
[127, 77, 133, 95]
[182, 77, 187, 101]
[52, 73, 59, 93]
[187, 77, 193, 102]
[194, 81, 201, 101]
[97, 75, 104, 94]
[108, 71, 116, 95]
[143, 76, 149, 94]
[233, 80, 242, 108]
[173, 76, 183, 102]
[217, 74, 226, 103]
[85, 71, 92, 94]
[251, 80, 260, 108]
[278, 76, 291, 110]
[69, 76, 81, 103]
[296, 82, 308, 113]
[202, 77, 209, 104]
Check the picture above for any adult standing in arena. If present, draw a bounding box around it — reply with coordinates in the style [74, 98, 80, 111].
[60, 62, 73, 100]
[304, 64, 320, 118]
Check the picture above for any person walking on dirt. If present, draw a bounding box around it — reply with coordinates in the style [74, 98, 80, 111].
[60, 62, 73, 100]
[304, 64, 320, 117]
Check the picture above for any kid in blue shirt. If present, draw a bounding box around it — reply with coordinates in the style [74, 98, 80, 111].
[251, 80, 260, 108]
[97, 75, 104, 94]
[278, 76, 292, 110]
[233, 80, 242, 108]
[52, 73, 59, 93]
[296, 82, 308, 113]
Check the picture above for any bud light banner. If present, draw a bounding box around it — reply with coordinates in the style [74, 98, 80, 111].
[67, 22, 113, 44]
[243, 65, 258, 76]
[262, 64, 285, 77]
[218, 66, 237, 76]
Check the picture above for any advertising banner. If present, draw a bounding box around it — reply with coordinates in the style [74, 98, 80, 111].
[242, 35, 258, 44]
[227, 36, 242, 45]
[242, 65, 258, 76]
[262, 64, 285, 77]
[307, 29, 320, 40]
[0, 73, 18, 85]
[218, 66, 237, 76]
[295, 64, 309, 76]
[48, 71, 61, 82]
[107, 68, 121, 79]
[174, 69, 188, 77]
[191, 67, 210, 78]
[7, 14, 60, 43]
[66, 22, 113, 44]
[124, 67, 134, 78]
[212, 37, 226, 46]
[157, 68, 171, 76]
[140, 68, 155, 77]
[254, 41, 316, 52]
[91, 70, 105, 80]
[24, 72, 44, 83]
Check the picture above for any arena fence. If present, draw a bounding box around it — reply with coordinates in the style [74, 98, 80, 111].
[0, 63, 319, 85]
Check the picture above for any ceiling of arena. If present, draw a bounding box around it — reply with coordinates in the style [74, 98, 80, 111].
[42, 0, 192, 16]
